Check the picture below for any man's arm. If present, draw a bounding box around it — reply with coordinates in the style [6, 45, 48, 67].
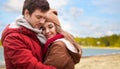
[3, 34, 56, 69]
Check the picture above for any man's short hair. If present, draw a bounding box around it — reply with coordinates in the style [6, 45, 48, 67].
[22, 0, 50, 15]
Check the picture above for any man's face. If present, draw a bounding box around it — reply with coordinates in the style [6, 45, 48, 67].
[25, 9, 47, 29]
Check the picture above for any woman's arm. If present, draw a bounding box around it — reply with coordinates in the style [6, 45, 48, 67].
[44, 41, 74, 69]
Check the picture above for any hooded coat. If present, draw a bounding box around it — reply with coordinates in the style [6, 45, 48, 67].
[41, 9, 81, 69]
[43, 34, 81, 69]
[1, 17, 56, 69]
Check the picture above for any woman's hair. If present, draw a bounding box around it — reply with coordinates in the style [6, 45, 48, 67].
[46, 9, 82, 53]
[55, 25, 82, 53]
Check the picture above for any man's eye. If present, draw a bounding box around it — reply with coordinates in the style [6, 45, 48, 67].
[36, 16, 42, 19]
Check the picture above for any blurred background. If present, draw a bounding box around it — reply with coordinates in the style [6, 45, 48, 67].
[0, 0, 120, 69]
[0, 0, 120, 38]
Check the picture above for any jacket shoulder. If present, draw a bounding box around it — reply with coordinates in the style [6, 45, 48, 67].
[44, 41, 75, 69]
[53, 39, 81, 64]
[53, 40, 65, 46]
[49, 41, 66, 51]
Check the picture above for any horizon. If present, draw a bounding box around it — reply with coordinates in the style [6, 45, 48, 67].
[0, 0, 120, 38]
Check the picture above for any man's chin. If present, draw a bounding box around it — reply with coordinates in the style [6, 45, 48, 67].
[34, 26, 41, 30]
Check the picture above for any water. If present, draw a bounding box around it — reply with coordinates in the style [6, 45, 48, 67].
[0, 46, 120, 65]
[82, 48, 120, 56]
[0, 47, 5, 65]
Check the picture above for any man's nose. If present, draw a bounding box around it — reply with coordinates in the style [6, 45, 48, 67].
[40, 18, 46, 24]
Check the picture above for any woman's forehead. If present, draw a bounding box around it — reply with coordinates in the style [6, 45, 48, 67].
[43, 22, 55, 26]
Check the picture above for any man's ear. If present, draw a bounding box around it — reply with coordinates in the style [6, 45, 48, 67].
[24, 9, 30, 18]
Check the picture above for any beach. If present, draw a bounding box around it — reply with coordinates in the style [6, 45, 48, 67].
[0, 54, 120, 69]
[75, 54, 120, 69]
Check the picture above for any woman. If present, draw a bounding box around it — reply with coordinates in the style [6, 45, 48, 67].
[41, 9, 82, 69]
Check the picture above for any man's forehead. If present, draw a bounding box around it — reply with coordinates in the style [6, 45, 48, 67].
[33, 9, 47, 15]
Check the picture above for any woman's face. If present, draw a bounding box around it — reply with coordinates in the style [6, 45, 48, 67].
[42, 22, 57, 39]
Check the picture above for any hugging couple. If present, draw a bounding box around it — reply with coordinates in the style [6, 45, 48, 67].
[1, 0, 82, 69]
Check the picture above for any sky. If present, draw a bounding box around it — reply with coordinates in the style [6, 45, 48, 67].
[0, 0, 120, 38]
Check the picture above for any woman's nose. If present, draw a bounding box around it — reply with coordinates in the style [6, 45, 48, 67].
[46, 29, 49, 33]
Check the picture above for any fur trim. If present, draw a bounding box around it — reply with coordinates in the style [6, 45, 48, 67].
[9, 15, 46, 44]
[55, 38, 78, 53]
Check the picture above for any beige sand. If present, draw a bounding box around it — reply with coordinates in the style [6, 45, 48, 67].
[0, 54, 120, 69]
[75, 54, 120, 69]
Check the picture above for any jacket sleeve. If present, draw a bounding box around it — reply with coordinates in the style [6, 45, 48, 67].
[44, 41, 74, 69]
[3, 34, 56, 69]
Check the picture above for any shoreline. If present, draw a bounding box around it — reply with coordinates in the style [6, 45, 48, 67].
[0, 65, 5, 69]
[1, 54, 120, 69]
[81, 46, 120, 50]
[82, 53, 120, 58]
[0, 46, 120, 69]
[1, 46, 120, 48]
[81, 53, 120, 58]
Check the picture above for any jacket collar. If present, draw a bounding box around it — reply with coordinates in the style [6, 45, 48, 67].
[42, 34, 64, 56]
[1, 24, 36, 43]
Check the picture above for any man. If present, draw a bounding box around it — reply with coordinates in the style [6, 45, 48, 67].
[1, 0, 56, 69]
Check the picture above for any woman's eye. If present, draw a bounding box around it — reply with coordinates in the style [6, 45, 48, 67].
[48, 24, 53, 29]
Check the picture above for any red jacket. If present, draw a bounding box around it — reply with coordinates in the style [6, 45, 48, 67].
[1, 25, 56, 69]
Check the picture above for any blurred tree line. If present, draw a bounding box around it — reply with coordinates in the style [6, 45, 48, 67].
[0, 40, 1, 46]
[0, 34, 120, 47]
[74, 34, 120, 47]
